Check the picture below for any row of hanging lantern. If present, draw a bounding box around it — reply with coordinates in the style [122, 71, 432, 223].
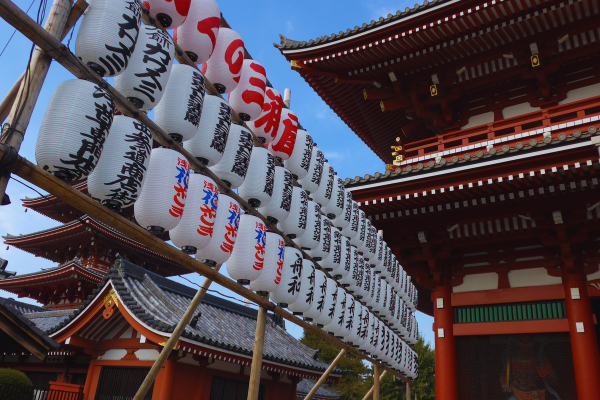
[36, 0, 422, 377]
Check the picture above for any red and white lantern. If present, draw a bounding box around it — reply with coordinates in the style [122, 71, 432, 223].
[154, 64, 205, 143]
[293, 200, 321, 251]
[226, 213, 266, 285]
[201, 28, 244, 94]
[88, 115, 152, 211]
[278, 187, 308, 239]
[197, 194, 240, 266]
[184, 94, 231, 167]
[302, 268, 326, 321]
[134, 148, 190, 234]
[258, 166, 293, 225]
[297, 147, 324, 194]
[238, 147, 275, 208]
[314, 278, 337, 327]
[288, 259, 315, 315]
[269, 245, 302, 307]
[210, 124, 253, 188]
[268, 109, 298, 161]
[311, 162, 334, 208]
[143, 0, 190, 28]
[283, 128, 313, 180]
[75, 0, 142, 77]
[249, 232, 284, 294]
[36, 80, 114, 182]
[322, 177, 345, 220]
[228, 60, 267, 122]
[247, 88, 283, 145]
[170, 173, 219, 254]
[174, 0, 220, 63]
[114, 25, 174, 111]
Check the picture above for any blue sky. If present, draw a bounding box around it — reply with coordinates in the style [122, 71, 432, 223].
[0, 0, 434, 347]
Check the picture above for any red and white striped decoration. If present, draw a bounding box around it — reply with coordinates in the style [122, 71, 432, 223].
[268, 108, 298, 161]
[228, 60, 267, 122]
[201, 28, 244, 94]
[247, 88, 283, 145]
[174, 0, 220, 63]
[226, 213, 266, 284]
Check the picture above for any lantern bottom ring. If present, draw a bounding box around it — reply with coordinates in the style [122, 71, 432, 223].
[292, 312, 303, 316]
[357, 251, 364, 256]
[53, 170, 73, 183]
[303, 317, 313, 322]
[334, 336, 344, 340]
[185, 51, 198, 63]
[315, 324, 324, 328]
[247, 199, 261, 208]
[146, 225, 165, 235]
[333, 275, 342, 279]
[275, 156, 282, 164]
[101, 199, 122, 212]
[277, 303, 288, 308]
[1, 194, 10, 206]
[202, 259, 217, 268]
[324, 268, 333, 272]
[127, 97, 145, 110]
[326, 213, 336, 219]
[222, 180, 232, 188]
[87, 62, 106, 77]
[257, 137, 266, 144]
[267, 216, 278, 224]
[237, 279, 250, 285]
[239, 113, 251, 122]
[312, 257, 322, 261]
[155, 13, 172, 28]
[286, 234, 297, 239]
[213, 84, 226, 94]
[169, 133, 183, 144]
[195, 157, 209, 166]
[181, 246, 197, 255]
[374, 269, 382, 273]
[355, 295, 363, 299]
[255, 291, 269, 296]
[341, 284, 350, 288]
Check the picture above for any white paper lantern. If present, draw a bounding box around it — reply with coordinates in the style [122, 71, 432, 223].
[114, 26, 174, 111]
[352, 255, 367, 299]
[392, 260, 402, 292]
[278, 187, 308, 239]
[308, 217, 331, 261]
[183, 94, 231, 167]
[322, 177, 345, 220]
[268, 108, 299, 161]
[303, 268, 326, 321]
[283, 129, 313, 180]
[348, 302, 367, 347]
[342, 299, 359, 343]
[293, 200, 321, 250]
[334, 236, 352, 281]
[372, 234, 385, 271]
[341, 201, 359, 240]
[228, 60, 267, 122]
[201, 28, 244, 94]
[310, 162, 334, 208]
[335, 292, 353, 339]
[379, 246, 391, 280]
[385, 252, 396, 286]
[297, 147, 324, 193]
[226, 213, 267, 284]
[378, 323, 387, 360]
[210, 124, 253, 188]
[358, 309, 372, 352]
[368, 263, 377, 309]
[247, 88, 283, 145]
[361, 263, 374, 305]
[339, 245, 359, 288]
[332, 188, 352, 230]
[238, 147, 275, 208]
[323, 286, 346, 335]
[249, 232, 285, 294]
[154, 64, 205, 143]
[360, 219, 375, 260]
[350, 208, 366, 250]
[370, 318, 381, 359]
[75, 0, 142, 77]
[364, 223, 377, 262]
[378, 280, 389, 319]
[87, 115, 151, 210]
[258, 166, 292, 225]
[143, 0, 190, 27]
[173, 0, 220, 63]
[321, 227, 342, 273]
[133, 148, 190, 233]
[197, 194, 240, 266]
[288, 259, 315, 315]
[413, 282, 419, 311]
[169, 173, 219, 254]
[270, 245, 302, 307]
[36, 80, 114, 182]
[315, 278, 337, 327]
[372, 276, 383, 315]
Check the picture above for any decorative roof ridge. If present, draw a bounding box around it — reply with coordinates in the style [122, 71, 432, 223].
[344, 131, 598, 187]
[0, 297, 48, 313]
[20, 181, 87, 203]
[0, 258, 103, 281]
[25, 309, 74, 318]
[275, 0, 452, 51]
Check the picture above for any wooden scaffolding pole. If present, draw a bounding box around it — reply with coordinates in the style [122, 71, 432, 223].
[361, 370, 388, 400]
[132, 265, 221, 400]
[373, 365, 380, 400]
[247, 296, 268, 400]
[303, 349, 347, 400]
[0, 0, 87, 125]
[0, 0, 72, 201]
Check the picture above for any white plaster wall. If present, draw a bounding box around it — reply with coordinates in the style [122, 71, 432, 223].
[558, 83, 600, 105]
[461, 111, 495, 130]
[97, 349, 127, 360]
[587, 264, 600, 281]
[453, 273, 499, 293]
[502, 102, 541, 119]
[508, 268, 562, 288]
[135, 349, 160, 361]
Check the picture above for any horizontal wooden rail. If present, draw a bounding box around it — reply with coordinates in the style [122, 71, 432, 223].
[0, 0, 405, 342]
[0, 144, 412, 384]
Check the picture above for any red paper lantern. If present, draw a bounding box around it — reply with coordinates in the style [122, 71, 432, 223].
[247, 88, 283, 144]
[201, 28, 244, 94]
[228, 60, 267, 122]
[174, 0, 220, 63]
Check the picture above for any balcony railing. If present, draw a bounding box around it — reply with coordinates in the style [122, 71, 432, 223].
[0, 383, 84, 400]
[395, 96, 600, 170]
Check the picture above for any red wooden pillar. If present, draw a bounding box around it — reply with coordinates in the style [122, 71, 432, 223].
[562, 269, 600, 399]
[433, 282, 458, 400]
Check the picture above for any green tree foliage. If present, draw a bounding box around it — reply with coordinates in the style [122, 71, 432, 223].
[412, 337, 435, 400]
[0, 369, 32, 387]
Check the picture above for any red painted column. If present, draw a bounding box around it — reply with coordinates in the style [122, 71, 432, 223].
[433, 282, 458, 400]
[562, 269, 600, 400]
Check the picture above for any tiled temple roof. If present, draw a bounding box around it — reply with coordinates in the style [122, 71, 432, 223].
[0, 297, 59, 353]
[296, 379, 340, 399]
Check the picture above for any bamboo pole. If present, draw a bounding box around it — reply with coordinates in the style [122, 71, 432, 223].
[303, 349, 346, 400]
[406, 382, 411, 400]
[0, 0, 72, 201]
[132, 265, 221, 400]
[373, 365, 380, 400]
[0, 145, 412, 384]
[0, 0, 88, 125]
[361, 370, 388, 400]
[247, 296, 268, 400]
